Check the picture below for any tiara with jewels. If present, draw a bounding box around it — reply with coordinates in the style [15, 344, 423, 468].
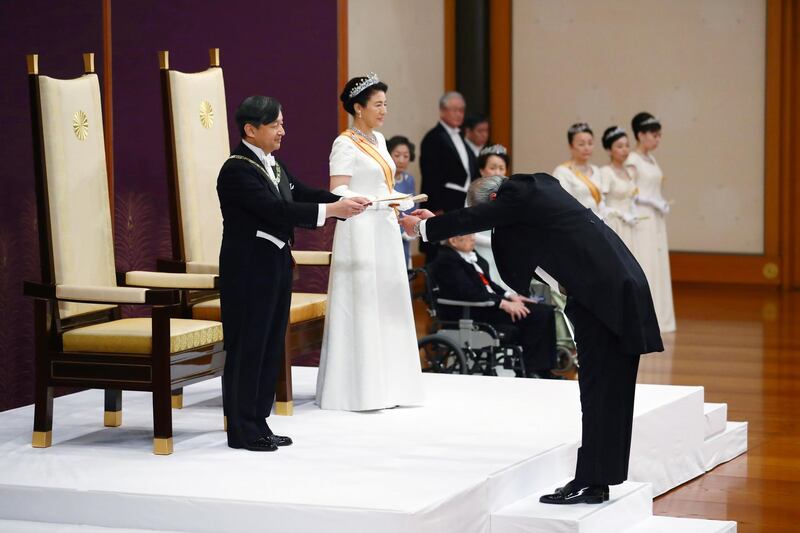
[479, 144, 508, 156]
[604, 126, 626, 140]
[567, 122, 591, 134]
[349, 72, 380, 98]
[640, 117, 660, 126]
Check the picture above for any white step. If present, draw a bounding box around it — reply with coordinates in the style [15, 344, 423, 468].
[625, 516, 736, 532]
[491, 481, 652, 533]
[703, 421, 748, 471]
[703, 403, 727, 439]
[0, 519, 181, 532]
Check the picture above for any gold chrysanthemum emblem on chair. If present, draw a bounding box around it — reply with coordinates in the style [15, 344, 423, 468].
[72, 110, 88, 140]
[199, 100, 213, 129]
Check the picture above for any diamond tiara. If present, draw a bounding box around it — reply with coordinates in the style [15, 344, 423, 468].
[479, 144, 508, 156]
[640, 116, 660, 126]
[567, 122, 591, 134]
[604, 126, 626, 139]
[348, 72, 380, 99]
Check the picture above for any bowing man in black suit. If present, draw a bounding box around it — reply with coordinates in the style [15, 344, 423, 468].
[400, 174, 663, 504]
[419, 91, 478, 214]
[217, 96, 370, 451]
[429, 234, 557, 377]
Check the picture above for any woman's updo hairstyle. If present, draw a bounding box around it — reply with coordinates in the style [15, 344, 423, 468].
[477, 144, 510, 171]
[386, 135, 416, 162]
[340, 73, 389, 116]
[567, 122, 593, 144]
[601, 126, 627, 150]
[631, 112, 661, 141]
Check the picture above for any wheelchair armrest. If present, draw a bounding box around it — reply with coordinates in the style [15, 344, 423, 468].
[437, 298, 496, 308]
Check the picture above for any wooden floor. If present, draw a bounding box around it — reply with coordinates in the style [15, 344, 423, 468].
[642, 284, 800, 532]
[414, 282, 800, 531]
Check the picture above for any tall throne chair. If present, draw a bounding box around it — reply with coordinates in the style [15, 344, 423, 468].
[24, 53, 226, 455]
[159, 49, 330, 416]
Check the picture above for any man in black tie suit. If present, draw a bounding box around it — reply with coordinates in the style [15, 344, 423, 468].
[400, 174, 663, 503]
[429, 234, 557, 377]
[217, 96, 370, 451]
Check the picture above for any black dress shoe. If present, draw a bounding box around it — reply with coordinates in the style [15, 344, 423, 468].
[267, 434, 293, 447]
[228, 436, 278, 452]
[539, 481, 609, 505]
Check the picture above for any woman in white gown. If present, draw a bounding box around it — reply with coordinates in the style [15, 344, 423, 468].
[473, 144, 511, 291]
[599, 126, 638, 252]
[552, 122, 607, 218]
[317, 73, 424, 411]
[626, 112, 676, 333]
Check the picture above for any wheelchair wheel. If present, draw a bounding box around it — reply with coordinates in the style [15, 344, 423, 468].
[554, 345, 577, 372]
[418, 335, 468, 374]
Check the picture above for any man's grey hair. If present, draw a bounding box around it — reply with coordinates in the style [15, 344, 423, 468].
[439, 91, 465, 109]
[467, 175, 507, 206]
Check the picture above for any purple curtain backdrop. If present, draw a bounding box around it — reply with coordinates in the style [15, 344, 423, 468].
[0, 0, 339, 411]
[0, 0, 105, 412]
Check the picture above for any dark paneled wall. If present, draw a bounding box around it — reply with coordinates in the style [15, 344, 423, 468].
[0, 0, 339, 412]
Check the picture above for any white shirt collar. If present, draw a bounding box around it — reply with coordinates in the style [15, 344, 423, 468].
[456, 249, 479, 264]
[242, 139, 275, 167]
[439, 120, 461, 136]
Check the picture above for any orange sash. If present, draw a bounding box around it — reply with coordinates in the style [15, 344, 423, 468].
[566, 162, 602, 205]
[342, 130, 395, 194]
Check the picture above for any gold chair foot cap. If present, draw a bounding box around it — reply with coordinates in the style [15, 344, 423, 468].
[171, 394, 184, 409]
[223, 415, 228, 432]
[104, 410, 122, 427]
[32, 431, 52, 448]
[153, 437, 173, 455]
[275, 401, 294, 416]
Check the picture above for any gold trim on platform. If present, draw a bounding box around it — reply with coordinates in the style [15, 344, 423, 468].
[171, 393, 184, 409]
[209, 48, 220, 67]
[83, 52, 95, 74]
[27, 54, 39, 75]
[275, 401, 294, 416]
[158, 50, 169, 70]
[153, 437, 173, 455]
[32, 431, 52, 448]
[104, 410, 122, 427]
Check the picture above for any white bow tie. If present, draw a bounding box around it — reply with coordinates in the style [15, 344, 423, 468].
[264, 154, 276, 168]
[463, 251, 478, 264]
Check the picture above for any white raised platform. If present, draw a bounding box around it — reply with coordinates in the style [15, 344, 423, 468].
[0, 368, 745, 532]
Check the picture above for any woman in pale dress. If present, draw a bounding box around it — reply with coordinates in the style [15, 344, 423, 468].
[473, 144, 511, 291]
[552, 122, 607, 218]
[387, 135, 418, 268]
[599, 126, 638, 252]
[317, 73, 424, 411]
[626, 112, 676, 333]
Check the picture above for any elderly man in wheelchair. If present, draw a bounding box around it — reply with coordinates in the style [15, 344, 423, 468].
[416, 233, 560, 378]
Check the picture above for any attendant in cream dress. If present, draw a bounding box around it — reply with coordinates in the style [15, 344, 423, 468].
[626, 112, 675, 333]
[473, 144, 511, 291]
[552, 122, 606, 217]
[317, 74, 424, 411]
[599, 126, 638, 252]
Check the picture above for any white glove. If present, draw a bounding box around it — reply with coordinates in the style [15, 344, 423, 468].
[331, 184, 376, 202]
[635, 194, 670, 215]
[622, 212, 637, 226]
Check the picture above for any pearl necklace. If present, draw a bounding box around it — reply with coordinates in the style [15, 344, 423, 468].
[350, 126, 377, 145]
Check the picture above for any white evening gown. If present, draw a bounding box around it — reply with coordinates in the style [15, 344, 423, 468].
[599, 164, 638, 253]
[316, 131, 424, 411]
[552, 162, 606, 217]
[626, 151, 676, 333]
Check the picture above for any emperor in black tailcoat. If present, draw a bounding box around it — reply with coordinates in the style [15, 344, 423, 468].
[421, 173, 663, 492]
[217, 140, 339, 449]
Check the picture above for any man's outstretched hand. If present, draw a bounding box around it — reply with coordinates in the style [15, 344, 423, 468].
[410, 209, 436, 220]
[399, 214, 421, 237]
